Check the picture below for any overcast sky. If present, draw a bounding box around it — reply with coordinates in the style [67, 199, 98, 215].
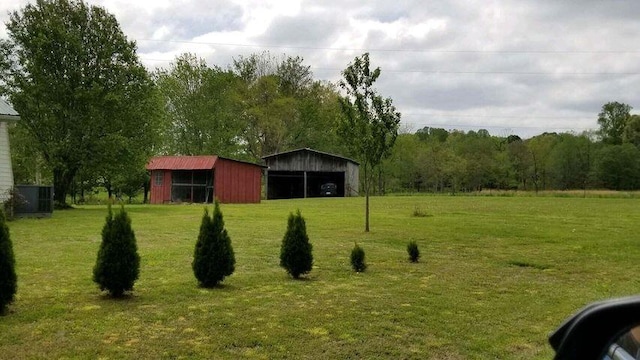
[2, 0, 639, 138]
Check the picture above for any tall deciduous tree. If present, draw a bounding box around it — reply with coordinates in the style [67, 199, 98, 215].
[287, 81, 345, 154]
[232, 51, 280, 84]
[4, 0, 159, 206]
[597, 101, 632, 145]
[548, 133, 593, 190]
[155, 53, 243, 157]
[594, 144, 640, 190]
[338, 53, 401, 232]
[240, 75, 297, 158]
[623, 114, 640, 148]
[506, 137, 533, 190]
[527, 133, 559, 192]
[276, 55, 312, 98]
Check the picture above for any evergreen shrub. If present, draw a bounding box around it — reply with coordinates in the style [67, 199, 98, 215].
[0, 209, 17, 313]
[407, 241, 420, 263]
[193, 201, 235, 287]
[93, 204, 140, 297]
[280, 210, 313, 279]
[350, 243, 367, 272]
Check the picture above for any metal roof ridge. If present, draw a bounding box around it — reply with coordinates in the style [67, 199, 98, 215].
[261, 147, 359, 164]
[146, 155, 267, 170]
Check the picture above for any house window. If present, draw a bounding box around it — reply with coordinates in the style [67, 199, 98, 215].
[154, 171, 163, 186]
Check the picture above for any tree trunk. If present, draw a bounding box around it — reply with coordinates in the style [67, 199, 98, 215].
[364, 164, 370, 232]
[53, 167, 74, 206]
[143, 180, 149, 204]
[365, 186, 370, 232]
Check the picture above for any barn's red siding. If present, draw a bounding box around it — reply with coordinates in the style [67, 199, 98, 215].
[149, 170, 172, 204]
[146, 156, 262, 204]
[214, 158, 262, 203]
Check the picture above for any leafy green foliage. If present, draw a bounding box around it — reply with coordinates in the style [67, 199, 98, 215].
[280, 210, 313, 279]
[93, 204, 140, 297]
[7, 123, 51, 186]
[350, 243, 367, 272]
[2, 188, 28, 220]
[5, 0, 161, 206]
[338, 53, 401, 231]
[192, 202, 236, 287]
[623, 114, 640, 148]
[240, 74, 298, 158]
[155, 53, 244, 157]
[407, 241, 420, 263]
[547, 133, 593, 190]
[593, 144, 640, 190]
[598, 101, 632, 145]
[0, 209, 17, 313]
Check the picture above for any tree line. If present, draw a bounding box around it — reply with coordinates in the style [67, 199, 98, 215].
[1, 0, 638, 208]
[382, 101, 640, 194]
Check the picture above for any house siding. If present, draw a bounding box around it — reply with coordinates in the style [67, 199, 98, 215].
[0, 121, 14, 201]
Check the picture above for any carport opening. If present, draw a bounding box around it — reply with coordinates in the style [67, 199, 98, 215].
[267, 171, 345, 199]
[267, 171, 304, 199]
[306, 171, 344, 197]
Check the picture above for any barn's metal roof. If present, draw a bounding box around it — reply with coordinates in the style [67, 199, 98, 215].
[146, 155, 266, 170]
[0, 99, 20, 121]
[262, 148, 359, 165]
[146, 156, 218, 170]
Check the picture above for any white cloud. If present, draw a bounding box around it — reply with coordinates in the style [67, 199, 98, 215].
[1, 0, 639, 138]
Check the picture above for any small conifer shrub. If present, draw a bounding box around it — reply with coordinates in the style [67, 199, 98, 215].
[0, 209, 17, 313]
[280, 210, 313, 279]
[350, 243, 367, 272]
[407, 241, 420, 263]
[193, 201, 236, 287]
[93, 204, 140, 297]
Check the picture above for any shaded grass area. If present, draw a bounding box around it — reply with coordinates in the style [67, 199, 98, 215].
[1, 196, 640, 359]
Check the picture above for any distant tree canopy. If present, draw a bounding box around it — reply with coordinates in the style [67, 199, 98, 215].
[155, 51, 346, 161]
[383, 112, 640, 194]
[598, 101, 632, 145]
[154, 53, 244, 157]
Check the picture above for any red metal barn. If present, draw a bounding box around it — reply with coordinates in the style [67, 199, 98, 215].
[146, 156, 263, 204]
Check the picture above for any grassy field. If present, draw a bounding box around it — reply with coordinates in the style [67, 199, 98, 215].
[1, 195, 639, 359]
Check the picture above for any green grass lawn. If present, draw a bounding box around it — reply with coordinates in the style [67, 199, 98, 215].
[1, 196, 639, 359]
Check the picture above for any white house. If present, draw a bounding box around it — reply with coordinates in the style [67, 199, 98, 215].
[0, 99, 19, 201]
